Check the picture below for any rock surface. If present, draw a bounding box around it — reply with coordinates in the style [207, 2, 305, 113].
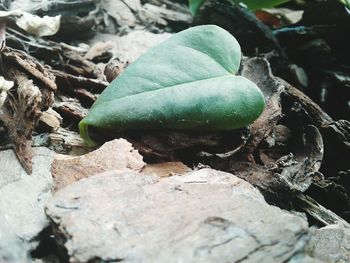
[46, 168, 317, 263]
[307, 224, 350, 263]
[287, 254, 326, 263]
[0, 215, 29, 263]
[0, 147, 54, 247]
[141, 161, 191, 177]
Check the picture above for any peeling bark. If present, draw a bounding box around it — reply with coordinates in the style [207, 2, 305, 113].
[0, 48, 56, 173]
[0, 70, 42, 173]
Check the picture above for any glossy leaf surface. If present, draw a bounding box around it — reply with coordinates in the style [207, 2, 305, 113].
[79, 25, 265, 146]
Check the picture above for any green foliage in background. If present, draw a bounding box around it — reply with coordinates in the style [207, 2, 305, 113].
[189, 0, 206, 14]
[189, 0, 290, 15]
[339, 0, 350, 9]
[189, 0, 350, 15]
[79, 25, 265, 146]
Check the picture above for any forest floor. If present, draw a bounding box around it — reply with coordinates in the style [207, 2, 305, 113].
[0, 0, 349, 262]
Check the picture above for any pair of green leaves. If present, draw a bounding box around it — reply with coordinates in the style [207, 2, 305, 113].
[339, 0, 350, 9]
[79, 25, 265, 146]
[189, 0, 290, 15]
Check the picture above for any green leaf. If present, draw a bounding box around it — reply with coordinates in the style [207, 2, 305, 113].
[79, 25, 265, 146]
[189, 0, 206, 15]
[338, 0, 350, 9]
[235, 0, 290, 11]
[189, 0, 291, 15]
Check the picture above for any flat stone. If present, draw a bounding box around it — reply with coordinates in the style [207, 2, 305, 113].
[46, 168, 316, 263]
[0, 147, 54, 246]
[288, 254, 326, 263]
[0, 150, 24, 189]
[307, 224, 350, 263]
[0, 215, 29, 263]
[141, 161, 191, 177]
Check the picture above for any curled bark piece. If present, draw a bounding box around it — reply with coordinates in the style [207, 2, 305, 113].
[276, 125, 324, 192]
[2, 47, 57, 91]
[104, 57, 129, 83]
[51, 69, 108, 94]
[282, 77, 350, 175]
[282, 78, 333, 126]
[295, 194, 350, 227]
[240, 57, 284, 155]
[0, 71, 42, 173]
[0, 48, 56, 173]
[222, 125, 324, 198]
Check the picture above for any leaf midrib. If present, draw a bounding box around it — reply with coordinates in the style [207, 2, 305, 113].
[94, 43, 236, 106]
[99, 75, 234, 105]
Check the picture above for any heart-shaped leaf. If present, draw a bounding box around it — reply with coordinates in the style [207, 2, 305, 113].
[79, 25, 265, 146]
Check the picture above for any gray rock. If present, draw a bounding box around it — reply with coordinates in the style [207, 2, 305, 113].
[46, 168, 316, 263]
[0, 147, 54, 246]
[288, 254, 327, 263]
[0, 215, 29, 263]
[0, 149, 25, 189]
[307, 224, 350, 263]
